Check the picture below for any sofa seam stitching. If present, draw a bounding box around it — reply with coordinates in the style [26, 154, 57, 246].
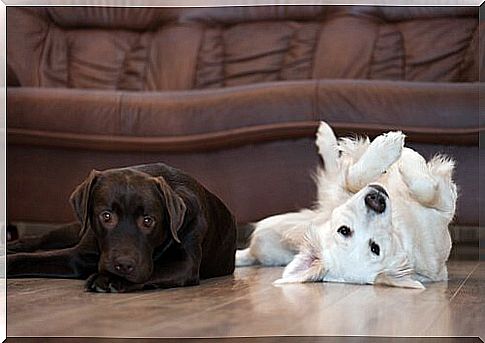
[38, 20, 52, 87]
[458, 22, 479, 82]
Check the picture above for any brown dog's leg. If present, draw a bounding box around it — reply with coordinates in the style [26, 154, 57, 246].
[7, 231, 99, 279]
[146, 259, 200, 289]
[140, 235, 204, 290]
[7, 248, 97, 279]
[7, 222, 82, 254]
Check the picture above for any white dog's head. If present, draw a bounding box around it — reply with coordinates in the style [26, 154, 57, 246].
[275, 184, 424, 289]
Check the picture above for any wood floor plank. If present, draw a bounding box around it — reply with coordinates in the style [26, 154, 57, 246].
[7, 279, 153, 321]
[7, 267, 280, 336]
[149, 281, 363, 337]
[281, 261, 479, 336]
[424, 262, 484, 338]
[6, 261, 483, 338]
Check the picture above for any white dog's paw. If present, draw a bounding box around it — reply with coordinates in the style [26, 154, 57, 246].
[399, 149, 432, 179]
[316, 122, 337, 150]
[235, 248, 257, 267]
[346, 131, 405, 192]
[371, 131, 405, 167]
[316, 121, 339, 173]
[398, 148, 440, 206]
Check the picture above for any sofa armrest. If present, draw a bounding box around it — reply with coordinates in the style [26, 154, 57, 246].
[7, 63, 21, 87]
[480, 22, 485, 82]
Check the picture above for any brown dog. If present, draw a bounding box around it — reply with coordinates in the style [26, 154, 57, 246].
[7, 163, 237, 292]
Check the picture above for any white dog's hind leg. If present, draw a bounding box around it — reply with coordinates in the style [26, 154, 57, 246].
[236, 211, 315, 267]
[346, 131, 405, 193]
[247, 228, 297, 266]
[235, 248, 257, 266]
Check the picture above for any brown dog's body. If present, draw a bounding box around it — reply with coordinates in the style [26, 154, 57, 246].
[7, 163, 237, 292]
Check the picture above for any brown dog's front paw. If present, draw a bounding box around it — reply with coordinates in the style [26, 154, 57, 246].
[85, 273, 110, 292]
[85, 273, 142, 293]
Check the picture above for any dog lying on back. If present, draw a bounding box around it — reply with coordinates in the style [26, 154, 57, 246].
[8, 163, 237, 292]
[237, 122, 457, 289]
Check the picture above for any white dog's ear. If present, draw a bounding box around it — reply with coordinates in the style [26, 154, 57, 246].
[374, 272, 424, 289]
[374, 259, 425, 289]
[274, 251, 326, 284]
[274, 227, 326, 285]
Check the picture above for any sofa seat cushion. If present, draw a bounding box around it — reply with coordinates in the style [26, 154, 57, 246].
[8, 80, 481, 151]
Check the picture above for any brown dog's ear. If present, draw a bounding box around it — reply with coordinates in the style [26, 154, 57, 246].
[69, 170, 99, 237]
[154, 177, 186, 244]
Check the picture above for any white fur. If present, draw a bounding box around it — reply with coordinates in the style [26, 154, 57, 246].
[236, 122, 457, 289]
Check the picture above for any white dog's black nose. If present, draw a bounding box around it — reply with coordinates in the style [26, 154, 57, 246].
[365, 187, 387, 214]
[368, 184, 389, 198]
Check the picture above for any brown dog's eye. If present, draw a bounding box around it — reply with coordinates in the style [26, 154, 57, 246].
[99, 211, 118, 229]
[100, 211, 112, 222]
[142, 216, 155, 228]
[337, 226, 352, 237]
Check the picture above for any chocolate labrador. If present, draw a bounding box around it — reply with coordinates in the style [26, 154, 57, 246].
[7, 163, 237, 292]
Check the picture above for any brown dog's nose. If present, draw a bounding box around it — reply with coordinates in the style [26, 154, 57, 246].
[114, 257, 135, 275]
[365, 190, 387, 213]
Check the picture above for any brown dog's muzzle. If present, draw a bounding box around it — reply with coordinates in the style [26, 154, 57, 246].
[99, 249, 152, 284]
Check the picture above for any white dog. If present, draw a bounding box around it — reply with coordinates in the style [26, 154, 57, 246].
[236, 122, 457, 289]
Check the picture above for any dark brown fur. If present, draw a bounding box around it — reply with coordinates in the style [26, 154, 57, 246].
[7, 163, 237, 292]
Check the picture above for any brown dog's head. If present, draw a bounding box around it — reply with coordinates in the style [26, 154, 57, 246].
[69, 168, 186, 283]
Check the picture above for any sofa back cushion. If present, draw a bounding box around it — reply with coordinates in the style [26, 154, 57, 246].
[7, 6, 481, 90]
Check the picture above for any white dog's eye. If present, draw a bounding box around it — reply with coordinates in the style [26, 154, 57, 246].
[337, 226, 352, 237]
[370, 241, 380, 256]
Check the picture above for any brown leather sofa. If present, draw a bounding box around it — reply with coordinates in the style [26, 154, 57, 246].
[7, 6, 483, 228]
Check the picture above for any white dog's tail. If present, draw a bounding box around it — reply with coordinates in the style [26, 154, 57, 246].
[235, 248, 257, 266]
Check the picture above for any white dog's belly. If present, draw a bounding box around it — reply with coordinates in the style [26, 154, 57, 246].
[388, 186, 452, 282]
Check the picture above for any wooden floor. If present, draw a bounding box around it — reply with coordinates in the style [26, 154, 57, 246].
[6, 260, 484, 339]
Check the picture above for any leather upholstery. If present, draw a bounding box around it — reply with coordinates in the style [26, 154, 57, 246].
[7, 6, 481, 90]
[6, 6, 483, 226]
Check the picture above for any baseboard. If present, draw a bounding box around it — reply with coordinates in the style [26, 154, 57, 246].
[7, 221, 483, 260]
